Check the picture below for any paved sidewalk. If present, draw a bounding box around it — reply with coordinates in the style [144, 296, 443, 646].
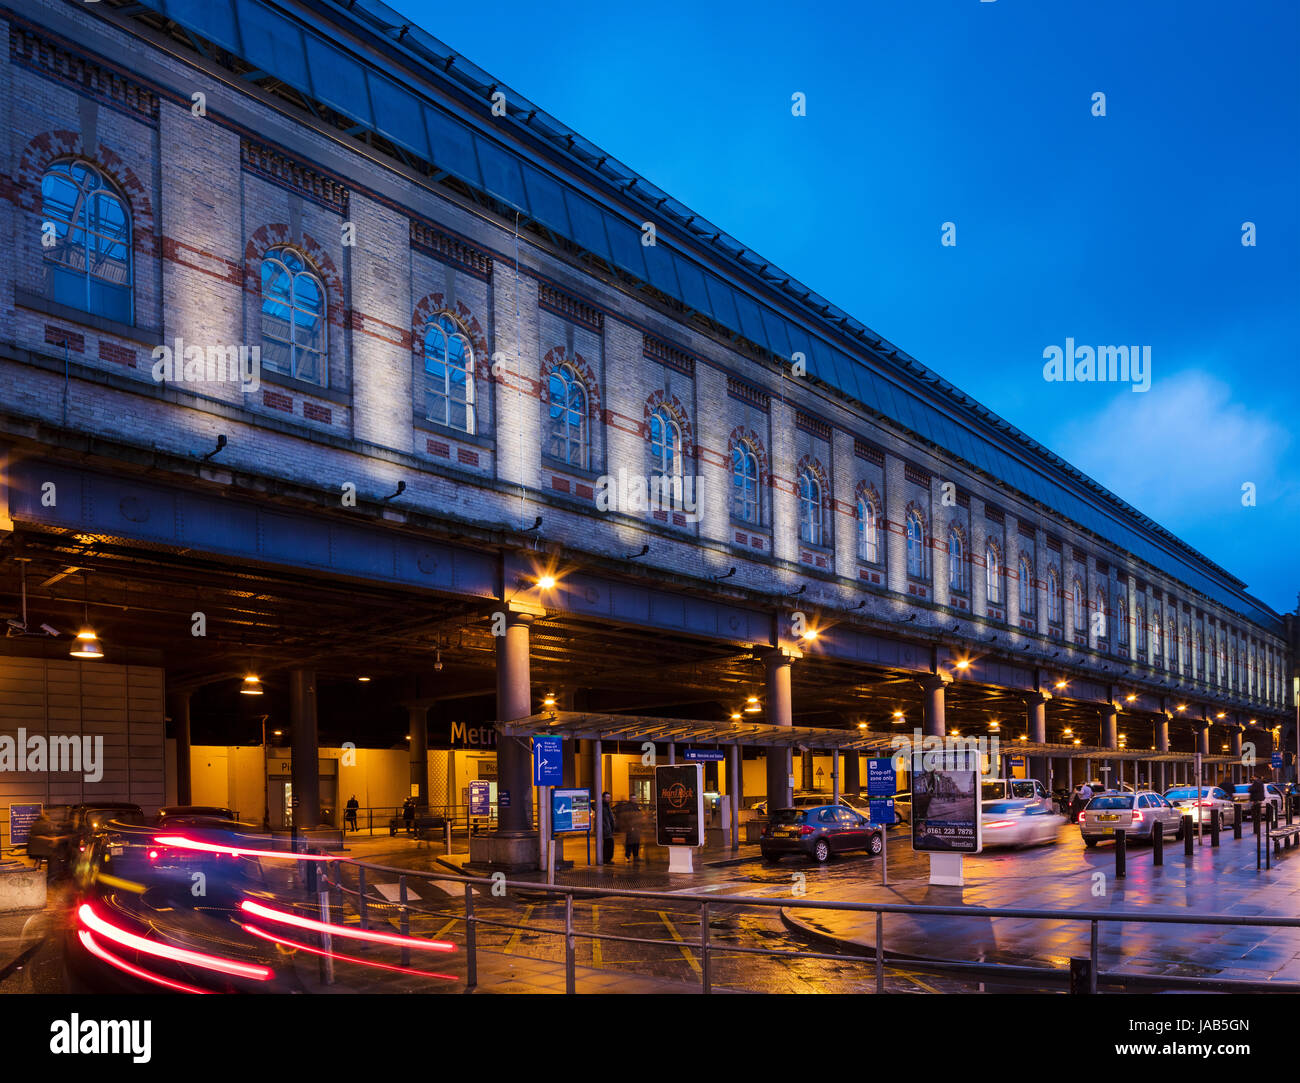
[780, 824, 1300, 983]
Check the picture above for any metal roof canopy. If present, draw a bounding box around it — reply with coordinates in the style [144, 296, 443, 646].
[108, 0, 1284, 634]
[497, 713, 1235, 763]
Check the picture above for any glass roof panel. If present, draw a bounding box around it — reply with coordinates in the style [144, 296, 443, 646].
[520, 163, 571, 235]
[424, 108, 481, 187]
[673, 256, 713, 318]
[604, 214, 648, 280]
[641, 239, 681, 295]
[730, 289, 769, 350]
[302, 34, 370, 124]
[474, 138, 528, 211]
[563, 192, 612, 263]
[704, 273, 739, 331]
[366, 73, 430, 158]
[236, 1, 309, 89]
[162, 0, 241, 54]
[761, 307, 792, 360]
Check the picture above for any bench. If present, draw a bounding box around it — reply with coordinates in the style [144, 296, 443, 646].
[1270, 825, 1300, 856]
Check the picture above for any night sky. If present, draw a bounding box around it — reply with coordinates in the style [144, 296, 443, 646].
[389, 0, 1299, 614]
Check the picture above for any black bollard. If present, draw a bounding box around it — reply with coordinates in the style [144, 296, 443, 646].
[1152, 820, 1163, 865]
[1115, 828, 1126, 878]
[1183, 815, 1194, 856]
[1288, 795, 1294, 826]
[1253, 803, 1261, 836]
[1210, 806, 1220, 847]
[1234, 808, 1243, 839]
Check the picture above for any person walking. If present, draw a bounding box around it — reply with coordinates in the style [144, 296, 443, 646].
[345, 794, 359, 833]
[623, 799, 643, 863]
[601, 792, 616, 864]
[402, 796, 416, 836]
[1249, 775, 1267, 830]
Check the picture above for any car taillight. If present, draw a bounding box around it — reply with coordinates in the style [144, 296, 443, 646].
[1131, 810, 1144, 823]
[799, 825, 814, 836]
[148, 849, 159, 861]
[986, 820, 1014, 829]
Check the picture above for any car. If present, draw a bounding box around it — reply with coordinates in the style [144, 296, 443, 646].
[751, 792, 861, 818]
[760, 805, 884, 864]
[51, 804, 147, 870]
[1079, 791, 1183, 847]
[982, 801, 1065, 847]
[1230, 784, 1284, 819]
[154, 805, 237, 825]
[1162, 786, 1238, 827]
[982, 777, 1053, 809]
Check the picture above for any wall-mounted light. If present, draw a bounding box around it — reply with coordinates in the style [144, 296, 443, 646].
[1125, 694, 1137, 703]
[536, 575, 557, 590]
[744, 695, 761, 714]
[955, 659, 971, 671]
[358, 676, 371, 683]
[730, 712, 742, 722]
[543, 693, 557, 709]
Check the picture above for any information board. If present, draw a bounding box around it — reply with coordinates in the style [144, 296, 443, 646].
[910, 754, 982, 853]
[551, 788, 592, 833]
[533, 735, 563, 786]
[655, 763, 704, 847]
[869, 798, 896, 825]
[8, 804, 42, 848]
[468, 780, 491, 818]
[683, 749, 724, 762]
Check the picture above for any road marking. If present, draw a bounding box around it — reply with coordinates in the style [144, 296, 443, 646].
[591, 905, 602, 968]
[503, 905, 535, 955]
[656, 910, 702, 974]
[434, 918, 459, 939]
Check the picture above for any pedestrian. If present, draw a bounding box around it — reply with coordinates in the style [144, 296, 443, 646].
[1072, 781, 1093, 823]
[403, 796, 416, 836]
[623, 799, 642, 863]
[345, 794, 359, 832]
[1249, 775, 1266, 825]
[601, 792, 616, 863]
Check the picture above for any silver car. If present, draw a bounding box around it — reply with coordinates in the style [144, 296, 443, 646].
[1080, 791, 1183, 847]
[1163, 786, 1238, 827]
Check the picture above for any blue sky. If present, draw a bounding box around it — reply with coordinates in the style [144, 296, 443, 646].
[393, 0, 1299, 614]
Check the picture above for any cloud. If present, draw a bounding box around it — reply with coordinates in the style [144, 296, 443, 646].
[1050, 369, 1292, 530]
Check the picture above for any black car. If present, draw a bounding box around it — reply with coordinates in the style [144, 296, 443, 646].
[760, 805, 884, 864]
[42, 803, 146, 873]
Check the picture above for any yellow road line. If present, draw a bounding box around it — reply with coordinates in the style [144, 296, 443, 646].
[656, 910, 702, 974]
[502, 905, 535, 955]
[434, 918, 459, 938]
[591, 905, 602, 968]
[895, 970, 940, 993]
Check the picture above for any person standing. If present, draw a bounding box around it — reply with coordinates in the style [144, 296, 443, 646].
[1249, 775, 1267, 829]
[623, 799, 643, 863]
[345, 794, 359, 833]
[601, 792, 616, 864]
[1073, 781, 1093, 823]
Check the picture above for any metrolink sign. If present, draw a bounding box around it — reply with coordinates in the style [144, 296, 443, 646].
[428, 721, 497, 750]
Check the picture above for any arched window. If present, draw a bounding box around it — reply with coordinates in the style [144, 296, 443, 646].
[1047, 570, 1061, 624]
[649, 406, 681, 477]
[906, 510, 926, 579]
[1095, 589, 1106, 637]
[986, 543, 1001, 604]
[1169, 618, 1178, 669]
[948, 529, 964, 592]
[1018, 557, 1034, 615]
[1118, 598, 1129, 647]
[41, 161, 133, 323]
[857, 497, 880, 563]
[261, 246, 327, 384]
[423, 314, 475, 433]
[798, 468, 823, 547]
[547, 364, 588, 467]
[732, 443, 760, 524]
[1152, 605, 1163, 659]
[1136, 603, 1147, 652]
[1072, 579, 1085, 632]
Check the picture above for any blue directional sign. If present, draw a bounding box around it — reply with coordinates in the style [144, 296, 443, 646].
[533, 735, 564, 786]
[468, 780, 491, 817]
[1272, 752, 1284, 769]
[683, 749, 724, 762]
[869, 798, 896, 825]
[866, 758, 896, 797]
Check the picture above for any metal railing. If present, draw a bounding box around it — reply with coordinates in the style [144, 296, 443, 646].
[310, 854, 1300, 995]
[342, 805, 497, 836]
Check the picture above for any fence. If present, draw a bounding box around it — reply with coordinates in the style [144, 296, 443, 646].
[312, 856, 1300, 995]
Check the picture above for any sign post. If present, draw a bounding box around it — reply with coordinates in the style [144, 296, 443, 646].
[865, 758, 897, 886]
[655, 763, 704, 873]
[533, 736, 563, 876]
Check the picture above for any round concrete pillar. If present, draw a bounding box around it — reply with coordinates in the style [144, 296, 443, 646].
[290, 668, 320, 830]
[408, 705, 428, 810]
[1101, 709, 1118, 749]
[842, 750, 861, 794]
[1026, 693, 1048, 786]
[764, 651, 794, 811]
[918, 675, 947, 738]
[166, 688, 192, 807]
[495, 613, 534, 835]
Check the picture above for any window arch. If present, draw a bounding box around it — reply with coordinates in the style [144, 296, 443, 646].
[1018, 556, 1034, 615]
[1118, 598, 1129, 647]
[732, 442, 760, 524]
[423, 314, 475, 433]
[1095, 588, 1106, 637]
[649, 405, 681, 477]
[547, 363, 589, 468]
[1047, 569, 1061, 624]
[798, 467, 824, 547]
[857, 493, 882, 563]
[261, 246, 327, 385]
[948, 528, 965, 592]
[1152, 604, 1163, 659]
[1136, 603, 1147, 653]
[905, 509, 927, 580]
[41, 160, 133, 323]
[986, 543, 1002, 604]
[1072, 579, 1085, 632]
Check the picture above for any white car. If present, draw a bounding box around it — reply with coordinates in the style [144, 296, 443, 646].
[1080, 791, 1183, 847]
[982, 802, 1064, 848]
[1230, 783, 1284, 819]
[1163, 786, 1238, 827]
